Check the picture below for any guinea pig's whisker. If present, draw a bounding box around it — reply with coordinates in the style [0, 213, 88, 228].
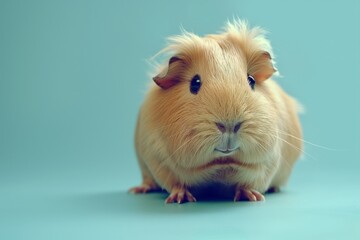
[260, 129, 311, 158]
[272, 134, 318, 161]
[256, 141, 269, 153]
[190, 135, 216, 167]
[140, 123, 190, 145]
[164, 137, 194, 164]
[157, 134, 214, 188]
[277, 129, 342, 151]
[244, 132, 272, 153]
[186, 139, 203, 167]
[141, 133, 195, 180]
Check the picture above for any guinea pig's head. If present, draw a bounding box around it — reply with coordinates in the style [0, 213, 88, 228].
[149, 20, 279, 169]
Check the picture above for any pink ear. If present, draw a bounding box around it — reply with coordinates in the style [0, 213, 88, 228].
[250, 51, 277, 82]
[153, 75, 179, 89]
[153, 56, 184, 90]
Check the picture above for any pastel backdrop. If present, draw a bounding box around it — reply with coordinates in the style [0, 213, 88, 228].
[0, 0, 359, 239]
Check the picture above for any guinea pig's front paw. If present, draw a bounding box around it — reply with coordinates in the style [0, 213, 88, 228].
[234, 187, 265, 202]
[165, 186, 196, 204]
[128, 183, 160, 194]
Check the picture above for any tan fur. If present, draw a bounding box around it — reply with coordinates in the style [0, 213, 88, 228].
[133, 20, 302, 201]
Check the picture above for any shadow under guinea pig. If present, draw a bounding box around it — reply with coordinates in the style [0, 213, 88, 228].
[56, 186, 275, 217]
[189, 183, 279, 202]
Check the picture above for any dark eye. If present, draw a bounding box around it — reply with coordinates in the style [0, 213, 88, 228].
[190, 74, 202, 94]
[247, 74, 255, 90]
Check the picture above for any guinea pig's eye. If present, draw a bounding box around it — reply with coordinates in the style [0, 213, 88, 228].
[247, 74, 255, 90]
[190, 74, 202, 94]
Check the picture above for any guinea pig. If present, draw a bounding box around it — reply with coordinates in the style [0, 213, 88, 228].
[129, 19, 303, 203]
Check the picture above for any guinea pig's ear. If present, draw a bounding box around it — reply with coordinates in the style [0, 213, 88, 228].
[153, 56, 186, 89]
[248, 51, 276, 82]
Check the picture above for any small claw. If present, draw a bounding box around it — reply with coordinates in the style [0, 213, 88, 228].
[252, 190, 265, 201]
[165, 188, 196, 204]
[234, 190, 241, 202]
[234, 188, 265, 202]
[165, 192, 176, 203]
[247, 192, 256, 201]
[186, 192, 197, 202]
[177, 191, 184, 204]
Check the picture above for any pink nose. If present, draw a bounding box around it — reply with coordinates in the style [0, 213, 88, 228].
[216, 122, 242, 133]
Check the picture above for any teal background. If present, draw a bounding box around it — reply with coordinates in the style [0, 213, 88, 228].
[1, 0, 359, 239]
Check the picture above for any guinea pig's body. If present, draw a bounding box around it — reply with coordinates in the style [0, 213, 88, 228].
[130, 20, 302, 203]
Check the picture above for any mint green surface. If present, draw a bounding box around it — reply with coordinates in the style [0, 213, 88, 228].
[1, 0, 359, 239]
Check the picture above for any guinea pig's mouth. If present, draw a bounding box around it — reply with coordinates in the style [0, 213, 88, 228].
[193, 157, 257, 171]
[214, 147, 239, 155]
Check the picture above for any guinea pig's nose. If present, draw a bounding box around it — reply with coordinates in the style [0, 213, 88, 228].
[216, 121, 242, 133]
